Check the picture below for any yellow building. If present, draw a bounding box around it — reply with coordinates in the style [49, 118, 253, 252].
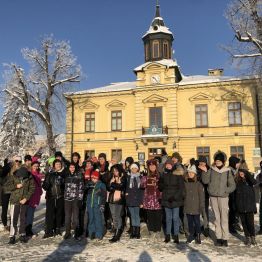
[65, 4, 261, 171]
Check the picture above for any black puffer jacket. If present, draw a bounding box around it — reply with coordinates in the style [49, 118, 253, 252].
[235, 170, 257, 213]
[159, 167, 185, 208]
[108, 176, 127, 205]
[42, 168, 66, 200]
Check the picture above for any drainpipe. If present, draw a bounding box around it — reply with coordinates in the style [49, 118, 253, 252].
[255, 84, 262, 156]
[65, 96, 74, 157]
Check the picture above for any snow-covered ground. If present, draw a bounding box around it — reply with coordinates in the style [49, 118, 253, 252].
[0, 196, 262, 262]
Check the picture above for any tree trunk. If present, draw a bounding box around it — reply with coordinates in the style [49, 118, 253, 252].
[46, 123, 56, 155]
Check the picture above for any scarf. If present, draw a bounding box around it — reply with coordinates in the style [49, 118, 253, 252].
[129, 172, 141, 189]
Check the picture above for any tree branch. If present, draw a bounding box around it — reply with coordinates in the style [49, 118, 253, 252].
[51, 75, 80, 87]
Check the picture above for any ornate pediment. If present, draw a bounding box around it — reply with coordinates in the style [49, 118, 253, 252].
[79, 100, 99, 110]
[221, 91, 245, 101]
[105, 99, 127, 108]
[142, 94, 168, 104]
[189, 93, 213, 102]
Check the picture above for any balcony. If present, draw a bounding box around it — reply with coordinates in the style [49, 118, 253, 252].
[141, 125, 168, 144]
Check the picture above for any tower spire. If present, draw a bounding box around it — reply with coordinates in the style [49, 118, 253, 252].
[155, 0, 160, 17]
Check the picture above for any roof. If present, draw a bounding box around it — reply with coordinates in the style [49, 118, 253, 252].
[66, 82, 137, 96]
[143, 17, 173, 38]
[134, 59, 178, 71]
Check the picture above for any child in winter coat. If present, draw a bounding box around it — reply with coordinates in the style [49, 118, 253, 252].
[199, 151, 236, 247]
[64, 163, 84, 240]
[86, 170, 107, 240]
[108, 164, 127, 242]
[184, 165, 205, 244]
[26, 161, 43, 237]
[141, 159, 162, 238]
[125, 163, 144, 239]
[42, 159, 66, 238]
[235, 169, 257, 246]
[159, 158, 185, 244]
[5, 166, 35, 244]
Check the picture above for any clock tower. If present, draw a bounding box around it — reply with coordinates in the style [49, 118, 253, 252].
[143, 2, 174, 62]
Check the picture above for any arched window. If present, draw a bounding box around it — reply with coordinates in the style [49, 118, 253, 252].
[145, 43, 149, 61]
[163, 41, 169, 59]
[152, 40, 160, 58]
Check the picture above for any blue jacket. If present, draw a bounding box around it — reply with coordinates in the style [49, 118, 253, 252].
[87, 181, 106, 208]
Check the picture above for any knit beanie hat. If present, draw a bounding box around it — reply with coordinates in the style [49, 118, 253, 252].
[130, 163, 139, 171]
[228, 156, 240, 169]
[55, 151, 63, 158]
[98, 153, 107, 161]
[198, 156, 207, 164]
[91, 170, 100, 180]
[214, 151, 227, 163]
[187, 165, 197, 174]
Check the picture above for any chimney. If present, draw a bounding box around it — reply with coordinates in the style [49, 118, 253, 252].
[208, 68, 224, 76]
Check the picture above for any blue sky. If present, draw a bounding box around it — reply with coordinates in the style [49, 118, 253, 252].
[0, 0, 235, 92]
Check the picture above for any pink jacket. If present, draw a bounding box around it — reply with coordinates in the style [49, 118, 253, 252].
[28, 170, 43, 208]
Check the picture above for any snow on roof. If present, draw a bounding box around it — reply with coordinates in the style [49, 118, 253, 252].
[143, 24, 173, 38]
[179, 75, 257, 86]
[134, 59, 178, 71]
[66, 82, 137, 96]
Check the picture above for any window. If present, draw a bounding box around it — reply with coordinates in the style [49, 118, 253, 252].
[195, 105, 208, 127]
[149, 107, 163, 127]
[230, 146, 244, 159]
[228, 102, 242, 126]
[152, 40, 160, 58]
[111, 111, 122, 131]
[85, 112, 95, 132]
[148, 148, 165, 159]
[163, 41, 169, 59]
[197, 147, 210, 164]
[112, 149, 122, 163]
[145, 43, 149, 60]
[84, 150, 95, 160]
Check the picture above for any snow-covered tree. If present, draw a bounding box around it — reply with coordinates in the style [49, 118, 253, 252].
[0, 66, 36, 159]
[225, 0, 262, 75]
[5, 35, 81, 155]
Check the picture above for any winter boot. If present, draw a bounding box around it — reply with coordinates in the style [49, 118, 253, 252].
[135, 227, 141, 239]
[195, 233, 201, 244]
[64, 231, 72, 240]
[203, 228, 209, 238]
[19, 235, 28, 243]
[174, 235, 179, 244]
[215, 239, 223, 246]
[164, 234, 171, 243]
[186, 235, 194, 244]
[244, 236, 251, 246]
[55, 228, 62, 236]
[109, 229, 122, 243]
[8, 236, 16, 245]
[222, 240, 228, 247]
[43, 231, 54, 239]
[130, 226, 135, 239]
[251, 236, 257, 246]
[26, 224, 34, 237]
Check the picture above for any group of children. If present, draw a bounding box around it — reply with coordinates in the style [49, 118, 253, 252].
[0, 150, 262, 248]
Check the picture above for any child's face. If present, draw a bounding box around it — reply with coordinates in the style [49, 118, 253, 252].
[85, 162, 92, 170]
[149, 164, 157, 172]
[69, 165, 75, 173]
[188, 172, 195, 179]
[32, 164, 39, 172]
[239, 171, 245, 178]
[54, 162, 62, 171]
[92, 177, 98, 183]
[215, 160, 223, 167]
[113, 168, 119, 177]
[131, 167, 138, 173]
[165, 164, 172, 170]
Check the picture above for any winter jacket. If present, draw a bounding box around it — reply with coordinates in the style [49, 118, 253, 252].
[125, 173, 144, 207]
[108, 176, 127, 205]
[235, 172, 257, 213]
[184, 179, 205, 215]
[87, 180, 107, 208]
[141, 173, 162, 210]
[5, 167, 35, 205]
[201, 166, 236, 197]
[256, 171, 262, 193]
[42, 168, 66, 200]
[1, 164, 17, 194]
[28, 170, 43, 208]
[64, 171, 84, 201]
[97, 161, 111, 185]
[159, 167, 185, 208]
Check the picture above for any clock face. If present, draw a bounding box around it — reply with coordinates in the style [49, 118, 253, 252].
[151, 74, 160, 84]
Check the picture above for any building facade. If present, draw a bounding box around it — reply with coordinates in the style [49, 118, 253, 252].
[65, 4, 261, 170]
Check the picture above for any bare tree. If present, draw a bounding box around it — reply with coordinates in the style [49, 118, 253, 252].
[225, 0, 262, 75]
[3, 35, 81, 155]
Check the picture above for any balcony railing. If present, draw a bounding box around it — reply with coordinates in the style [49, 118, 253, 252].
[142, 125, 168, 136]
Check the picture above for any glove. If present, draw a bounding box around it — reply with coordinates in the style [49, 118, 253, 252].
[100, 205, 105, 212]
[168, 196, 175, 203]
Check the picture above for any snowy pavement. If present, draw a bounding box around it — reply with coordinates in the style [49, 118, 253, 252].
[0, 200, 262, 261]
